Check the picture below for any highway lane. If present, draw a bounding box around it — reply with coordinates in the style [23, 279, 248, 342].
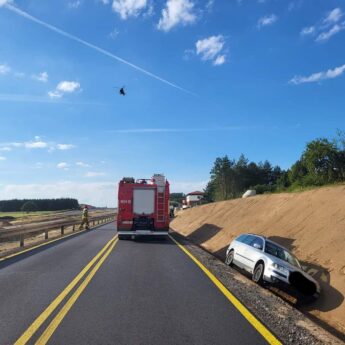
[0, 223, 116, 345]
[0, 222, 276, 344]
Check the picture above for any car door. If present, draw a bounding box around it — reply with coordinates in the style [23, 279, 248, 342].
[243, 236, 264, 273]
[232, 234, 250, 268]
[231, 234, 255, 270]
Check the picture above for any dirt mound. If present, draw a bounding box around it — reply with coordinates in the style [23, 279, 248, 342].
[171, 186, 345, 335]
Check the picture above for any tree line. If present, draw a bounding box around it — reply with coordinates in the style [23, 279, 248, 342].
[0, 198, 80, 212]
[204, 131, 345, 202]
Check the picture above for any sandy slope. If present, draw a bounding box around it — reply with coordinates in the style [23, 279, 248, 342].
[170, 186, 345, 335]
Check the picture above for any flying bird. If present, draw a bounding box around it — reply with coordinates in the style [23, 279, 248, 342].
[115, 86, 126, 96]
[119, 87, 126, 96]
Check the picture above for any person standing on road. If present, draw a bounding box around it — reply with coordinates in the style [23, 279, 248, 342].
[79, 205, 90, 230]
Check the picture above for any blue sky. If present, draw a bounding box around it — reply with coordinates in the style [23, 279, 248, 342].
[0, 0, 344, 206]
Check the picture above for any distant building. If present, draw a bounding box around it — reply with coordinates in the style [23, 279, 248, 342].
[185, 191, 204, 207]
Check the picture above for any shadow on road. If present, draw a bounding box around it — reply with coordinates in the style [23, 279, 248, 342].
[131, 235, 175, 245]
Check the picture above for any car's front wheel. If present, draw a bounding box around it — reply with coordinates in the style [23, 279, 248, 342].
[252, 262, 265, 284]
[225, 250, 234, 267]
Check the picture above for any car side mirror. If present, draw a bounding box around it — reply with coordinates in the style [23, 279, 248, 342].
[253, 243, 263, 250]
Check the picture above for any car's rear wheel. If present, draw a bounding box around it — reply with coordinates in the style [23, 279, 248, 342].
[252, 262, 265, 284]
[225, 250, 234, 266]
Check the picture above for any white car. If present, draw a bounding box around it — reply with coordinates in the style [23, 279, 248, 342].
[225, 233, 320, 298]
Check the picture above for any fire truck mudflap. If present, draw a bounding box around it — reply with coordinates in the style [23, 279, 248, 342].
[117, 174, 170, 239]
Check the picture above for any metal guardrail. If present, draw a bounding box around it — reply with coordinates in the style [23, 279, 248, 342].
[0, 213, 116, 248]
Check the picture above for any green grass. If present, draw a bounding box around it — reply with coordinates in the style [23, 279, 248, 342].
[274, 181, 345, 194]
[0, 211, 58, 219]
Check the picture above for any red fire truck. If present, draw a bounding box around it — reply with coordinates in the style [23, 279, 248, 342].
[117, 174, 170, 239]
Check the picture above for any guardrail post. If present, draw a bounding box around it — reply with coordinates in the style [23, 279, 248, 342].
[72, 225, 75, 232]
[20, 234, 24, 247]
[45, 230, 48, 240]
[61, 225, 64, 235]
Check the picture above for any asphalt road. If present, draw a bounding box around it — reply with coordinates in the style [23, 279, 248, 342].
[0, 223, 271, 345]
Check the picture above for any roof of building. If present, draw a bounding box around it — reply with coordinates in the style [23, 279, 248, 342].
[187, 191, 205, 196]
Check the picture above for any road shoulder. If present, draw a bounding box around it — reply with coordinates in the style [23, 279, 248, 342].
[169, 231, 344, 345]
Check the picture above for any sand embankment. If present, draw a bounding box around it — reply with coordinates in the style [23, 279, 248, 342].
[171, 186, 345, 334]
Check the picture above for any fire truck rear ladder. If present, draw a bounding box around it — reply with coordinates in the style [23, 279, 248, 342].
[157, 188, 165, 223]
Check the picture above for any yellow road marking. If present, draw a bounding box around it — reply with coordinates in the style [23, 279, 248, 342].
[0, 220, 113, 263]
[36, 240, 117, 345]
[169, 235, 282, 345]
[14, 235, 117, 345]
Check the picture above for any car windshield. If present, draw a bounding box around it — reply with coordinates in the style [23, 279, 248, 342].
[264, 241, 301, 268]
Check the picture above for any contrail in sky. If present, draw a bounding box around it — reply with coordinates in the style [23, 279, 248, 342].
[4, 3, 196, 96]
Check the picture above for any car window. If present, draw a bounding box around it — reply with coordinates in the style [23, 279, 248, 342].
[249, 237, 263, 249]
[236, 234, 248, 243]
[264, 241, 301, 268]
[242, 235, 255, 245]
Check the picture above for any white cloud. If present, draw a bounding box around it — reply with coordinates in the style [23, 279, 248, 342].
[157, 0, 197, 32]
[68, 1, 82, 9]
[0, 63, 25, 78]
[316, 23, 345, 42]
[76, 161, 91, 168]
[0, 64, 11, 75]
[257, 14, 278, 28]
[0, 138, 75, 152]
[300, 26, 315, 36]
[32, 71, 48, 82]
[0, 0, 10, 7]
[48, 91, 63, 99]
[49, 80, 80, 99]
[0, 156, 6, 161]
[56, 81, 80, 93]
[195, 35, 226, 66]
[323, 8, 343, 25]
[301, 8, 345, 43]
[289, 64, 345, 85]
[0, 182, 117, 207]
[57, 162, 69, 170]
[112, 0, 148, 19]
[25, 141, 48, 149]
[213, 54, 226, 66]
[85, 171, 106, 177]
[57, 144, 75, 150]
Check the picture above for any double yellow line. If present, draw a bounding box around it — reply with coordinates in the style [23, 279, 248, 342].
[15, 235, 118, 345]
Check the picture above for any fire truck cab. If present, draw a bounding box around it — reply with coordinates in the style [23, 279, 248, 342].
[117, 174, 170, 239]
